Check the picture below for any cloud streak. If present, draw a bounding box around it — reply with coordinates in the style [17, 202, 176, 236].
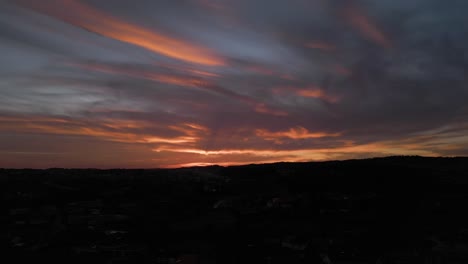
[15, 0, 224, 65]
[341, 2, 392, 49]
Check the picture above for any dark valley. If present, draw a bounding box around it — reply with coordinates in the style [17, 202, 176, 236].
[2, 156, 468, 264]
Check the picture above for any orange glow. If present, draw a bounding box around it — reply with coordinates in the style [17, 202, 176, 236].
[163, 162, 218, 168]
[102, 119, 150, 130]
[149, 74, 201, 88]
[184, 123, 208, 131]
[144, 137, 197, 144]
[274, 86, 340, 103]
[296, 89, 340, 103]
[162, 161, 254, 168]
[153, 148, 247, 155]
[256, 127, 340, 140]
[0, 116, 204, 145]
[342, 5, 392, 49]
[10, 123, 142, 143]
[152, 138, 438, 168]
[168, 123, 209, 137]
[254, 104, 288, 116]
[19, 0, 223, 66]
[187, 69, 219, 78]
[2, 115, 459, 168]
[296, 89, 324, 98]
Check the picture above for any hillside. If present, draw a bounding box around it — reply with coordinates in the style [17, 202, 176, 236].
[1, 156, 468, 263]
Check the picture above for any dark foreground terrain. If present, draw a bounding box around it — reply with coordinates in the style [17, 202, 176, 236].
[1, 156, 468, 263]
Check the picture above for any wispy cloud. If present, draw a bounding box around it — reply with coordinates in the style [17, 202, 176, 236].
[256, 127, 341, 141]
[305, 41, 336, 52]
[16, 0, 224, 65]
[341, 3, 392, 49]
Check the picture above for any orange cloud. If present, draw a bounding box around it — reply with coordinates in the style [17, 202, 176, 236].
[274, 86, 340, 103]
[0, 115, 205, 145]
[2, 115, 458, 169]
[152, 137, 441, 168]
[296, 89, 340, 103]
[256, 127, 340, 141]
[144, 136, 197, 144]
[18, 0, 223, 66]
[168, 123, 209, 137]
[153, 148, 256, 155]
[342, 5, 392, 49]
[187, 69, 220, 78]
[3, 122, 141, 144]
[254, 103, 288, 117]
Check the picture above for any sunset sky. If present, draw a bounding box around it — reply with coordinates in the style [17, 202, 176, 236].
[1, 0, 467, 168]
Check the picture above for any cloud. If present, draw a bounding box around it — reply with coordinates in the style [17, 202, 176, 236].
[305, 41, 336, 52]
[256, 127, 340, 141]
[15, 0, 224, 65]
[0, 0, 467, 167]
[340, 2, 392, 49]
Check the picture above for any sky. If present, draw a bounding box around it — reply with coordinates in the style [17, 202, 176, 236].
[0, 0, 467, 168]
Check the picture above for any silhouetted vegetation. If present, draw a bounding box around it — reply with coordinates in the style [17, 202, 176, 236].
[2, 156, 468, 263]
